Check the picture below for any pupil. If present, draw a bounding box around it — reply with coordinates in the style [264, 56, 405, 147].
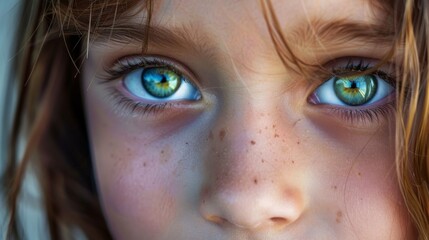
[350, 81, 357, 89]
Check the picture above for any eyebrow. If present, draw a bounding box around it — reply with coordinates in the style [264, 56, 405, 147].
[93, 23, 218, 58]
[289, 18, 395, 47]
[92, 18, 396, 65]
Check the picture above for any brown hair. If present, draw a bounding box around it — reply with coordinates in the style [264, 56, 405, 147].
[396, 0, 429, 238]
[4, 0, 148, 239]
[3, 0, 428, 239]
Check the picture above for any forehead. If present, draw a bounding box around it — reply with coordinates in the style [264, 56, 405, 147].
[149, 0, 387, 30]
[87, 0, 394, 78]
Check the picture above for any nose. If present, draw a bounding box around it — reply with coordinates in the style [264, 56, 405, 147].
[200, 186, 304, 230]
[199, 107, 306, 231]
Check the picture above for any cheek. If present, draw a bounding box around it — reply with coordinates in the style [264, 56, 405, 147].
[299, 119, 412, 238]
[341, 165, 411, 239]
[92, 136, 186, 238]
[84, 89, 197, 238]
[333, 141, 411, 238]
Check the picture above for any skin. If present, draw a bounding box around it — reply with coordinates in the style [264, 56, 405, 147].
[82, 0, 416, 239]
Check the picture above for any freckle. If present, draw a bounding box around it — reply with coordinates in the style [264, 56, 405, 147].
[161, 150, 164, 154]
[185, 142, 189, 145]
[291, 160, 295, 164]
[261, 159, 265, 163]
[336, 210, 343, 223]
[208, 131, 214, 140]
[297, 141, 300, 144]
[274, 134, 279, 138]
[253, 178, 258, 185]
[143, 162, 147, 167]
[358, 172, 362, 176]
[272, 124, 276, 128]
[250, 140, 256, 145]
[258, 129, 262, 134]
[161, 158, 168, 164]
[333, 185, 337, 190]
[219, 129, 226, 141]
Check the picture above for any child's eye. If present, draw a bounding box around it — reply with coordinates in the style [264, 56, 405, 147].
[101, 56, 203, 116]
[307, 59, 397, 125]
[311, 73, 394, 106]
[123, 66, 201, 102]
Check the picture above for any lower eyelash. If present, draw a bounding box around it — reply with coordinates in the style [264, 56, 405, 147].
[326, 101, 396, 125]
[108, 89, 171, 117]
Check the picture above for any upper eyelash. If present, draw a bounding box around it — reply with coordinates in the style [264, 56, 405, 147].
[101, 56, 201, 116]
[329, 59, 397, 87]
[103, 55, 397, 122]
[102, 56, 183, 82]
[341, 58, 370, 71]
[307, 58, 398, 125]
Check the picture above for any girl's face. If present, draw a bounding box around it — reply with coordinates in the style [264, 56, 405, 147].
[82, 0, 415, 239]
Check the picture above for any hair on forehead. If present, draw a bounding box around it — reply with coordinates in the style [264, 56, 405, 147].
[259, 0, 399, 80]
[51, 0, 149, 35]
[46, 0, 153, 67]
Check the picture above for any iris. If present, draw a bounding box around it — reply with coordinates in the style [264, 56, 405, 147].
[333, 75, 377, 106]
[141, 68, 181, 98]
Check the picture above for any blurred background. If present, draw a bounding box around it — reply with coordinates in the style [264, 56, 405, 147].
[0, 0, 22, 237]
[0, 1, 51, 239]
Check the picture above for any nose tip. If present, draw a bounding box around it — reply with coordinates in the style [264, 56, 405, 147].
[200, 188, 304, 231]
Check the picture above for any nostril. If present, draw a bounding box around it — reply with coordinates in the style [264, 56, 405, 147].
[205, 215, 227, 225]
[270, 217, 289, 227]
[270, 217, 286, 222]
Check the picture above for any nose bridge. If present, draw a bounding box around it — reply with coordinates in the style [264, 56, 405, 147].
[207, 98, 282, 187]
[200, 97, 305, 230]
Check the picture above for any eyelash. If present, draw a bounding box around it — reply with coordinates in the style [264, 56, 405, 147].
[103, 56, 396, 124]
[102, 56, 195, 116]
[108, 89, 173, 117]
[104, 56, 183, 81]
[315, 58, 396, 125]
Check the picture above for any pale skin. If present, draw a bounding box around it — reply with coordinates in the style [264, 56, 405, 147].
[82, 0, 415, 239]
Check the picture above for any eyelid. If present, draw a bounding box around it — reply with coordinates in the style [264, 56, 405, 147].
[99, 55, 204, 117]
[325, 57, 396, 83]
[101, 55, 201, 88]
[305, 57, 397, 95]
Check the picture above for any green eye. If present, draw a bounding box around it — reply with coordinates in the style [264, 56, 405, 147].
[333, 75, 377, 106]
[142, 67, 181, 98]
